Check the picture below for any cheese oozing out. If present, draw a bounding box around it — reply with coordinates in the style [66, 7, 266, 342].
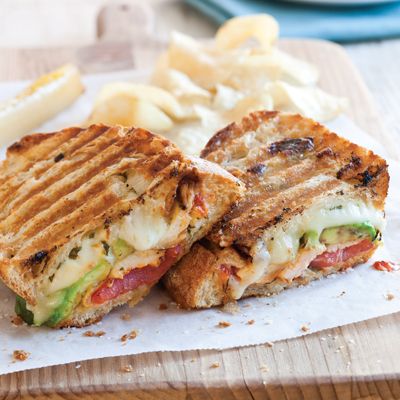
[228, 199, 385, 299]
[29, 194, 201, 325]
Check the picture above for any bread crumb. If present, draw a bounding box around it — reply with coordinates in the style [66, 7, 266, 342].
[75, 364, 81, 369]
[222, 301, 240, 314]
[247, 319, 255, 325]
[265, 341, 274, 348]
[385, 292, 395, 301]
[121, 330, 138, 342]
[13, 350, 30, 361]
[210, 362, 220, 368]
[10, 316, 23, 326]
[217, 321, 231, 328]
[122, 364, 133, 373]
[120, 313, 131, 321]
[159, 303, 168, 310]
[259, 364, 269, 372]
[300, 324, 310, 332]
[83, 330, 105, 337]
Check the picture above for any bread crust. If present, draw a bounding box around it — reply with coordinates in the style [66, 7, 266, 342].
[164, 111, 389, 308]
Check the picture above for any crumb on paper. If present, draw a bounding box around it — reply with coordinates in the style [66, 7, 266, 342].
[247, 319, 255, 325]
[217, 321, 231, 328]
[120, 313, 132, 321]
[13, 350, 30, 361]
[10, 316, 23, 326]
[385, 292, 395, 301]
[190, 358, 196, 363]
[83, 330, 105, 337]
[222, 301, 240, 314]
[265, 341, 274, 348]
[210, 362, 220, 369]
[300, 324, 310, 332]
[159, 303, 168, 310]
[121, 330, 138, 342]
[337, 291, 346, 297]
[122, 364, 133, 373]
[259, 364, 269, 373]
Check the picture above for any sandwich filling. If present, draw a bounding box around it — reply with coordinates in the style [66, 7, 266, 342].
[225, 199, 384, 298]
[16, 189, 208, 327]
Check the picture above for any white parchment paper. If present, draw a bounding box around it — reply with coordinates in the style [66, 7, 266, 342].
[1, 70, 399, 375]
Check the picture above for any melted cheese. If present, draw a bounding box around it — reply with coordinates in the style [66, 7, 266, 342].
[227, 200, 385, 299]
[265, 199, 384, 265]
[228, 240, 270, 299]
[46, 235, 106, 294]
[110, 250, 164, 278]
[119, 200, 192, 252]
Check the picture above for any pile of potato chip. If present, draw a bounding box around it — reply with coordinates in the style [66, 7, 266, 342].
[88, 14, 347, 155]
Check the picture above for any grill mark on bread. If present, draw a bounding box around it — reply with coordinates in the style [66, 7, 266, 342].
[224, 158, 333, 221]
[0, 126, 110, 212]
[0, 128, 80, 183]
[1, 134, 144, 233]
[212, 175, 342, 246]
[336, 154, 362, 179]
[1, 129, 121, 219]
[267, 137, 314, 157]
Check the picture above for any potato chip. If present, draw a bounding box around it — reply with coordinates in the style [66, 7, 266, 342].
[93, 82, 185, 120]
[266, 81, 348, 121]
[88, 93, 173, 132]
[215, 14, 279, 51]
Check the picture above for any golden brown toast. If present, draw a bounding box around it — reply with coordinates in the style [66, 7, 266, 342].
[164, 111, 389, 308]
[0, 125, 243, 327]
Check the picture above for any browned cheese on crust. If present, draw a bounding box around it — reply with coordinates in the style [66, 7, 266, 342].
[164, 111, 389, 308]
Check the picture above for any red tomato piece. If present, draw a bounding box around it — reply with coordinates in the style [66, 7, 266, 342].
[310, 239, 374, 269]
[91, 245, 181, 305]
[372, 261, 394, 272]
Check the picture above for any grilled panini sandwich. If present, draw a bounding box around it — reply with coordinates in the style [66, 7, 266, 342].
[164, 111, 389, 308]
[0, 125, 243, 327]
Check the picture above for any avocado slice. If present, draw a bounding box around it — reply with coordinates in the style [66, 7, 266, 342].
[320, 222, 376, 245]
[15, 296, 34, 325]
[300, 230, 320, 249]
[44, 259, 111, 327]
[111, 238, 133, 260]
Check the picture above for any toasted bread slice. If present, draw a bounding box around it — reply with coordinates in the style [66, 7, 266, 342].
[164, 111, 389, 308]
[0, 125, 243, 327]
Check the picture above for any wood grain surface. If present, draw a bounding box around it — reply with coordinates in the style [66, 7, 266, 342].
[1, 5, 400, 400]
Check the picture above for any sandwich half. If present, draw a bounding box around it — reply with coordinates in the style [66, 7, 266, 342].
[164, 111, 389, 308]
[0, 124, 243, 327]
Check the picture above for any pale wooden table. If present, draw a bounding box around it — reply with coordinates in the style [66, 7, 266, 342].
[1, 2, 400, 399]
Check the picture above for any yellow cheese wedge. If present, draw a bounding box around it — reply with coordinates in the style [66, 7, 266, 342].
[0, 64, 84, 146]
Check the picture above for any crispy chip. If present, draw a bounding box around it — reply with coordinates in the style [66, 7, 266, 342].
[215, 14, 279, 50]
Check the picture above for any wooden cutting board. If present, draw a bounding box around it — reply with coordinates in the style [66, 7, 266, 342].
[1, 5, 400, 400]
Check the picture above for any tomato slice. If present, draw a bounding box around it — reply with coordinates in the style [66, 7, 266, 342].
[309, 239, 374, 269]
[91, 245, 181, 305]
